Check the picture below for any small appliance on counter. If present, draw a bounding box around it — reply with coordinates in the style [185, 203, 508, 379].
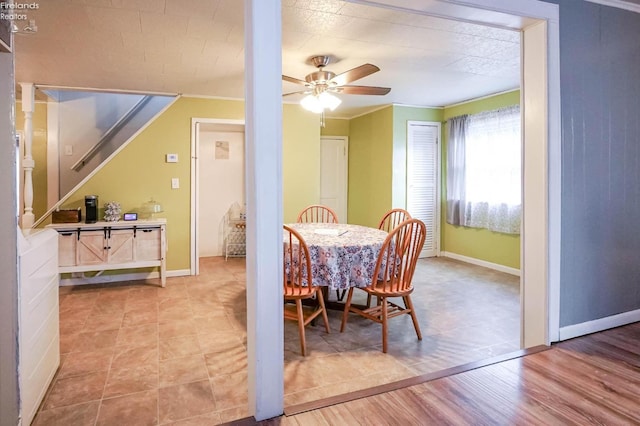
[85, 195, 98, 223]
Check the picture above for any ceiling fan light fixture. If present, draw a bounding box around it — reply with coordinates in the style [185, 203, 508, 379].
[300, 94, 324, 113]
[300, 91, 342, 113]
[319, 91, 342, 111]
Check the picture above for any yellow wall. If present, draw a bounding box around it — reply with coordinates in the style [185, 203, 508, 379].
[49, 96, 320, 271]
[442, 90, 521, 269]
[16, 100, 48, 220]
[37, 92, 520, 271]
[321, 118, 350, 136]
[348, 106, 394, 227]
[283, 104, 322, 222]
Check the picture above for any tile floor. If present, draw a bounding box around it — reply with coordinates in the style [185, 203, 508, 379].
[33, 256, 519, 425]
[282, 256, 520, 406]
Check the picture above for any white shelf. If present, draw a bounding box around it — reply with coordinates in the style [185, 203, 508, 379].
[224, 216, 246, 260]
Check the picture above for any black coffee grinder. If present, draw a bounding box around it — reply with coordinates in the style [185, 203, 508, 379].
[85, 195, 98, 223]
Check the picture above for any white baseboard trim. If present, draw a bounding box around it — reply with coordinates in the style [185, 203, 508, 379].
[559, 308, 640, 341]
[60, 269, 191, 286]
[440, 251, 521, 277]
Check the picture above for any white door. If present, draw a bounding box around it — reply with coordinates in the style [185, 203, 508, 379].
[407, 121, 440, 258]
[320, 136, 348, 223]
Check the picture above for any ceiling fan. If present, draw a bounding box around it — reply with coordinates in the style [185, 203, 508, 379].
[282, 55, 391, 113]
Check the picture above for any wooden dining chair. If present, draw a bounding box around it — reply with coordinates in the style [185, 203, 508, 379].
[378, 208, 412, 232]
[367, 208, 413, 307]
[283, 225, 330, 356]
[296, 205, 339, 224]
[340, 218, 426, 353]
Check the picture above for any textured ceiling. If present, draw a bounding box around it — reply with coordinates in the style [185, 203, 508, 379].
[14, 0, 521, 118]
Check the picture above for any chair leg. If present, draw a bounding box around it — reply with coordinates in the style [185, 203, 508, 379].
[404, 295, 422, 340]
[340, 287, 355, 332]
[336, 289, 347, 301]
[381, 297, 389, 353]
[296, 300, 307, 356]
[366, 294, 372, 308]
[316, 289, 330, 333]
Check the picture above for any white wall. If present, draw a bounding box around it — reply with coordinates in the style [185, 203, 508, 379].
[198, 129, 245, 257]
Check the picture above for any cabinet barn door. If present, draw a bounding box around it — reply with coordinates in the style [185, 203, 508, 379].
[108, 230, 135, 263]
[77, 230, 107, 265]
[136, 228, 161, 261]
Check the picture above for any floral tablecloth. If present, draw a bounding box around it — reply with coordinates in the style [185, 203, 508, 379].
[285, 222, 388, 290]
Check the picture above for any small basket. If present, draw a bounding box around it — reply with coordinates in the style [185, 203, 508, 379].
[52, 209, 82, 224]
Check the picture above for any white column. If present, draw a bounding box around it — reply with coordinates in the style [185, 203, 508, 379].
[244, 0, 284, 421]
[20, 82, 35, 229]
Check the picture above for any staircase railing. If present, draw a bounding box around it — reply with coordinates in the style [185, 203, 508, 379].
[71, 95, 152, 171]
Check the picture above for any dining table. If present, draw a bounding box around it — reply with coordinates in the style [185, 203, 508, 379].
[284, 222, 389, 308]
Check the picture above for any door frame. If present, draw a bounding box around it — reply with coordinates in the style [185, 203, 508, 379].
[406, 120, 441, 258]
[320, 135, 349, 223]
[190, 117, 245, 275]
[245, 0, 561, 418]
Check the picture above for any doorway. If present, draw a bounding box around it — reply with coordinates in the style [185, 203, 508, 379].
[406, 121, 440, 258]
[320, 136, 348, 222]
[190, 118, 245, 275]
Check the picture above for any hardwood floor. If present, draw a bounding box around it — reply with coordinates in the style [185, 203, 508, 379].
[243, 321, 640, 425]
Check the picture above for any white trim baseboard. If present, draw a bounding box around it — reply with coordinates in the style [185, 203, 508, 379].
[440, 251, 521, 276]
[559, 309, 640, 341]
[59, 269, 191, 286]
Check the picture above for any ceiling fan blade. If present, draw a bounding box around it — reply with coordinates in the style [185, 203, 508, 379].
[338, 85, 391, 95]
[330, 64, 380, 86]
[282, 75, 308, 85]
[283, 90, 309, 97]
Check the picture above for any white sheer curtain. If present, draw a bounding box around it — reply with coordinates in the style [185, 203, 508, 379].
[446, 105, 521, 234]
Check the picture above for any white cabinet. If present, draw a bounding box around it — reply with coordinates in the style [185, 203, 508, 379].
[18, 228, 60, 426]
[47, 219, 167, 286]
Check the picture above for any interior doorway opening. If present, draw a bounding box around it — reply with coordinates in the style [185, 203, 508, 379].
[190, 118, 246, 275]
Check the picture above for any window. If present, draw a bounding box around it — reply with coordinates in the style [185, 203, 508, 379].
[446, 105, 521, 234]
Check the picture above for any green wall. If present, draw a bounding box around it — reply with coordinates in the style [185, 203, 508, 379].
[348, 106, 393, 227]
[46, 96, 320, 271]
[442, 90, 521, 269]
[345, 93, 520, 270]
[17, 100, 48, 220]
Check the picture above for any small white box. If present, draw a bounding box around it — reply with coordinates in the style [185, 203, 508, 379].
[166, 153, 178, 163]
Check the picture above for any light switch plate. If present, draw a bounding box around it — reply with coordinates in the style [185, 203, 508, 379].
[166, 153, 178, 163]
[64, 145, 73, 156]
[171, 178, 180, 189]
